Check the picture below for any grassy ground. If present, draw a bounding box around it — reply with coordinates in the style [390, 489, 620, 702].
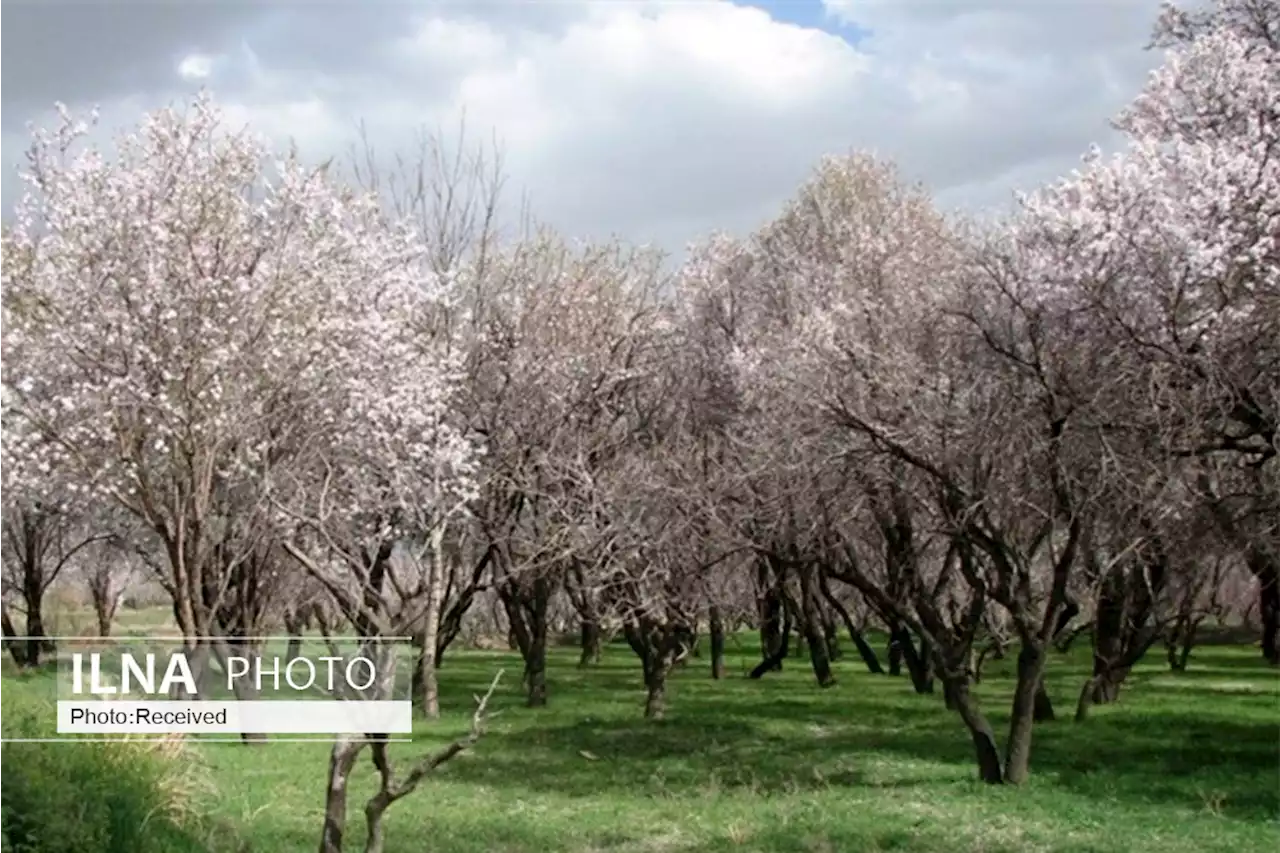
[4, 631, 1278, 853]
[201, 641, 1279, 853]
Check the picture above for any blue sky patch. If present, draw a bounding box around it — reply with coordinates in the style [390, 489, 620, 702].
[740, 0, 872, 43]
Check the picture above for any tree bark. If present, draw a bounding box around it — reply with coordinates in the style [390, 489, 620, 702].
[525, 631, 548, 707]
[22, 583, 47, 668]
[949, 677, 1004, 784]
[1074, 676, 1098, 722]
[798, 569, 835, 687]
[820, 577, 884, 674]
[709, 605, 726, 679]
[318, 737, 365, 853]
[412, 632, 441, 719]
[1033, 679, 1055, 722]
[644, 663, 670, 719]
[90, 582, 120, 638]
[415, 531, 447, 718]
[1165, 617, 1198, 672]
[1003, 643, 1048, 784]
[893, 626, 933, 693]
[887, 633, 902, 676]
[578, 618, 602, 667]
[750, 590, 793, 678]
[1248, 549, 1279, 665]
[498, 573, 551, 707]
[212, 639, 268, 744]
[1, 605, 27, 667]
[758, 581, 786, 672]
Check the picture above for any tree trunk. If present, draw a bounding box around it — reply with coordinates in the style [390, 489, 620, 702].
[525, 632, 548, 707]
[23, 589, 46, 669]
[1090, 573, 1127, 705]
[846, 626, 884, 675]
[1003, 643, 1047, 784]
[416, 532, 447, 718]
[1033, 679, 1055, 722]
[498, 575, 551, 707]
[949, 677, 1004, 784]
[318, 737, 365, 853]
[1074, 676, 1099, 722]
[748, 627, 791, 678]
[90, 581, 120, 635]
[821, 579, 884, 674]
[1, 605, 27, 667]
[1250, 551, 1279, 665]
[804, 623, 835, 687]
[363, 742, 393, 853]
[1166, 618, 1198, 672]
[798, 569, 836, 687]
[413, 633, 440, 719]
[793, 581, 834, 686]
[287, 634, 304, 666]
[578, 618, 602, 667]
[709, 606, 726, 679]
[894, 627, 933, 694]
[1089, 668, 1125, 704]
[750, 600, 793, 678]
[1089, 544, 1168, 697]
[95, 596, 113, 637]
[758, 584, 786, 672]
[973, 644, 994, 684]
[213, 640, 268, 744]
[285, 609, 305, 665]
[644, 663, 670, 719]
[822, 613, 842, 661]
[942, 676, 960, 710]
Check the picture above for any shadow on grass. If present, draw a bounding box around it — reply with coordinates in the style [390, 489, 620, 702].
[424, 646, 1279, 823]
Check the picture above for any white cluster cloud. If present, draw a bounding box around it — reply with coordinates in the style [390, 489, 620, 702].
[176, 53, 216, 82]
[2, 0, 1166, 256]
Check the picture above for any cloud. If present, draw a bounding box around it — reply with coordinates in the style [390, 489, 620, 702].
[1, 0, 1167, 256]
[177, 53, 216, 82]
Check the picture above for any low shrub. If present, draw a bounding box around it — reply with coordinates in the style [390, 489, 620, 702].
[1, 687, 212, 853]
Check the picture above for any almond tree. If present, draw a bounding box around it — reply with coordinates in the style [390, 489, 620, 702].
[266, 242, 488, 852]
[348, 120, 510, 691]
[1018, 0, 1279, 662]
[713, 150, 1089, 784]
[458, 233, 667, 706]
[0, 414, 115, 663]
[0, 95, 420, 684]
[83, 541, 138, 637]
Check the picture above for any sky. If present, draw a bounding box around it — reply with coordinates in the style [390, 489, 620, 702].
[1, 0, 1170, 257]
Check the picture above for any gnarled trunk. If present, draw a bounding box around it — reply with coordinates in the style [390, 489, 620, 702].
[1003, 643, 1048, 784]
[948, 677, 1004, 784]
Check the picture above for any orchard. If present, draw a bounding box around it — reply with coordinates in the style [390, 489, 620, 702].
[1, 2, 1276, 853]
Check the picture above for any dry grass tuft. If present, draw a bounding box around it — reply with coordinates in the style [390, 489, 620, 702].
[94, 675, 218, 827]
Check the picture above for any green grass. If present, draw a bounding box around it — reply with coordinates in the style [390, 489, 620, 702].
[201, 640, 1280, 853]
[4, 634, 1279, 853]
